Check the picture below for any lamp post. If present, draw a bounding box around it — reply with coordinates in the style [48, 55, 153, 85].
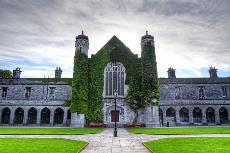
[114, 90, 118, 137]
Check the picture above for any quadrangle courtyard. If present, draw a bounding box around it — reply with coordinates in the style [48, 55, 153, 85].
[0, 127, 230, 153]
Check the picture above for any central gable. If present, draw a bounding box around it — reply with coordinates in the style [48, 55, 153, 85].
[92, 35, 138, 62]
[90, 35, 139, 84]
[87, 35, 141, 122]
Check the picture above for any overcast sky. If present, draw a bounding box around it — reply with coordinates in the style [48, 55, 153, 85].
[0, 0, 229, 78]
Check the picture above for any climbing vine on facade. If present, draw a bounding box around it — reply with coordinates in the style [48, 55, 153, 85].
[70, 50, 88, 115]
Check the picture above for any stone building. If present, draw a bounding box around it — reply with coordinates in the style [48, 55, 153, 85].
[0, 72, 72, 126]
[159, 67, 230, 126]
[0, 32, 229, 127]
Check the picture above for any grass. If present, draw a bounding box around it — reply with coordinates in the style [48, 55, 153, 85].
[144, 137, 230, 153]
[0, 128, 102, 135]
[0, 138, 87, 153]
[128, 127, 230, 135]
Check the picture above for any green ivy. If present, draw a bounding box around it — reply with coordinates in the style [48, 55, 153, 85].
[68, 35, 159, 123]
[141, 42, 160, 105]
[87, 36, 139, 123]
[70, 50, 88, 115]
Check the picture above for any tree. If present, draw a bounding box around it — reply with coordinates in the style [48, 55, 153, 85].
[0, 70, 12, 78]
[126, 36, 160, 124]
[126, 60, 144, 123]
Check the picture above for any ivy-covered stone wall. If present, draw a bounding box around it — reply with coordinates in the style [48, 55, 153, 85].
[70, 50, 88, 115]
[69, 35, 160, 123]
[141, 42, 160, 106]
[87, 36, 139, 123]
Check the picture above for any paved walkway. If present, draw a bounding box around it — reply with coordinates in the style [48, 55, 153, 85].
[1, 128, 230, 153]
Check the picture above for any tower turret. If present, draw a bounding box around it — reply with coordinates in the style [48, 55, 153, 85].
[55, 67, 62, 78]
[141, 31, 159, 104]
[209, 66, 218, 79]
[13, 67, 21, 79]
[167, 67, 176, 78]
[75, 31, 89, 56]
[141, 31, 154, 49]
[141, 31, 160, 127]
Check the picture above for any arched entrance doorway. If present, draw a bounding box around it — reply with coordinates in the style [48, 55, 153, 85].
[179, 107, 189, 123]
[1, 107, 11, 124]
[206, 107, 215, 124]
[166, 107, 176, 126]
[14, 107, 24, 124]
[41, 108, 50, 124]
[193, 107, 202, 123]
[54, 108, 64, 124]
[219, 107, 228, 124]
[28, 107, 37, 124]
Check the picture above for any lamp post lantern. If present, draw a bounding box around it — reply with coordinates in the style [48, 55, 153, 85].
[114, 90, 118, 137]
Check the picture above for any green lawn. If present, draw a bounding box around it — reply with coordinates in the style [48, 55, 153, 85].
[128, 127, 230, 135]
[144, 137, 230, 153]
[0, 138, 87, 153]
[0, 128, 102, 135]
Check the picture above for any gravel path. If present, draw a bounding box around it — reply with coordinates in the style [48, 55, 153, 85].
[1, 128, 230, 153]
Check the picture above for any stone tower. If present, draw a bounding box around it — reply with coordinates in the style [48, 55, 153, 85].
[141, 31, 160, 127]
[168, 67, 176, 78]
[75, 31, 89, 56]
[13, 67, 21, 79]
[71, 31, 89, 127]
[209, 66, 218, 79]
[55, 67, 62, 78]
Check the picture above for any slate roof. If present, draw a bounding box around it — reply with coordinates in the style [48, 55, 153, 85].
[159, 77, 230, 84]
[0, 78, 72, 85]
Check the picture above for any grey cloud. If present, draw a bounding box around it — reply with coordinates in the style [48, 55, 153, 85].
[0, 0, 229, 77]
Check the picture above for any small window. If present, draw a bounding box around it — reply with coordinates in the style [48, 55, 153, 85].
[222, 86, 228, 97]
[2, 87, 8, 98]
[49, 87, 56, 99]
[198, 86, 205, 99]
[25, 87, 32, 98]
[175, 87, 181, 99]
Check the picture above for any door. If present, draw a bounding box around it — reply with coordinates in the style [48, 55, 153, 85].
[111, 110, 119, 122]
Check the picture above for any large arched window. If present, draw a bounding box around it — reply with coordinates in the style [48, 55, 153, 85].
[104, 62, 126, 96]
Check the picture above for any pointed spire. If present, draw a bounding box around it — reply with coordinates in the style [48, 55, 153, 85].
[146, 30, 148, 35]
[82, 30, 84, 35]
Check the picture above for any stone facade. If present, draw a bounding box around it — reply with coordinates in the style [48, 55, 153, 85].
[1, 69, 230, 127]
[1, 32, 229, 127]
[159, 71, 230, 126]
[0, 78, 72, 126]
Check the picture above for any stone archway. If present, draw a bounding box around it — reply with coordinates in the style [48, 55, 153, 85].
[166, 107, 176, 122]
[219, 107, 228, 124]
[1, 107, 11, 124]
[28, 107, 37, 124]
[54, 108, 64, 124]
[41, 108, 50, 124]
[179, 107, 189, 122]
[206, 107, 215, 124]
[14, 107, 24, 124]
[193, 107, 202, 123]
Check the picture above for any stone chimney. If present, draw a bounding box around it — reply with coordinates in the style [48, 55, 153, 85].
[167, 67, 176, 78]
[209, 66, 218, 79]
[55, 67, 62, 78]
[13, 67, 21, 79]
